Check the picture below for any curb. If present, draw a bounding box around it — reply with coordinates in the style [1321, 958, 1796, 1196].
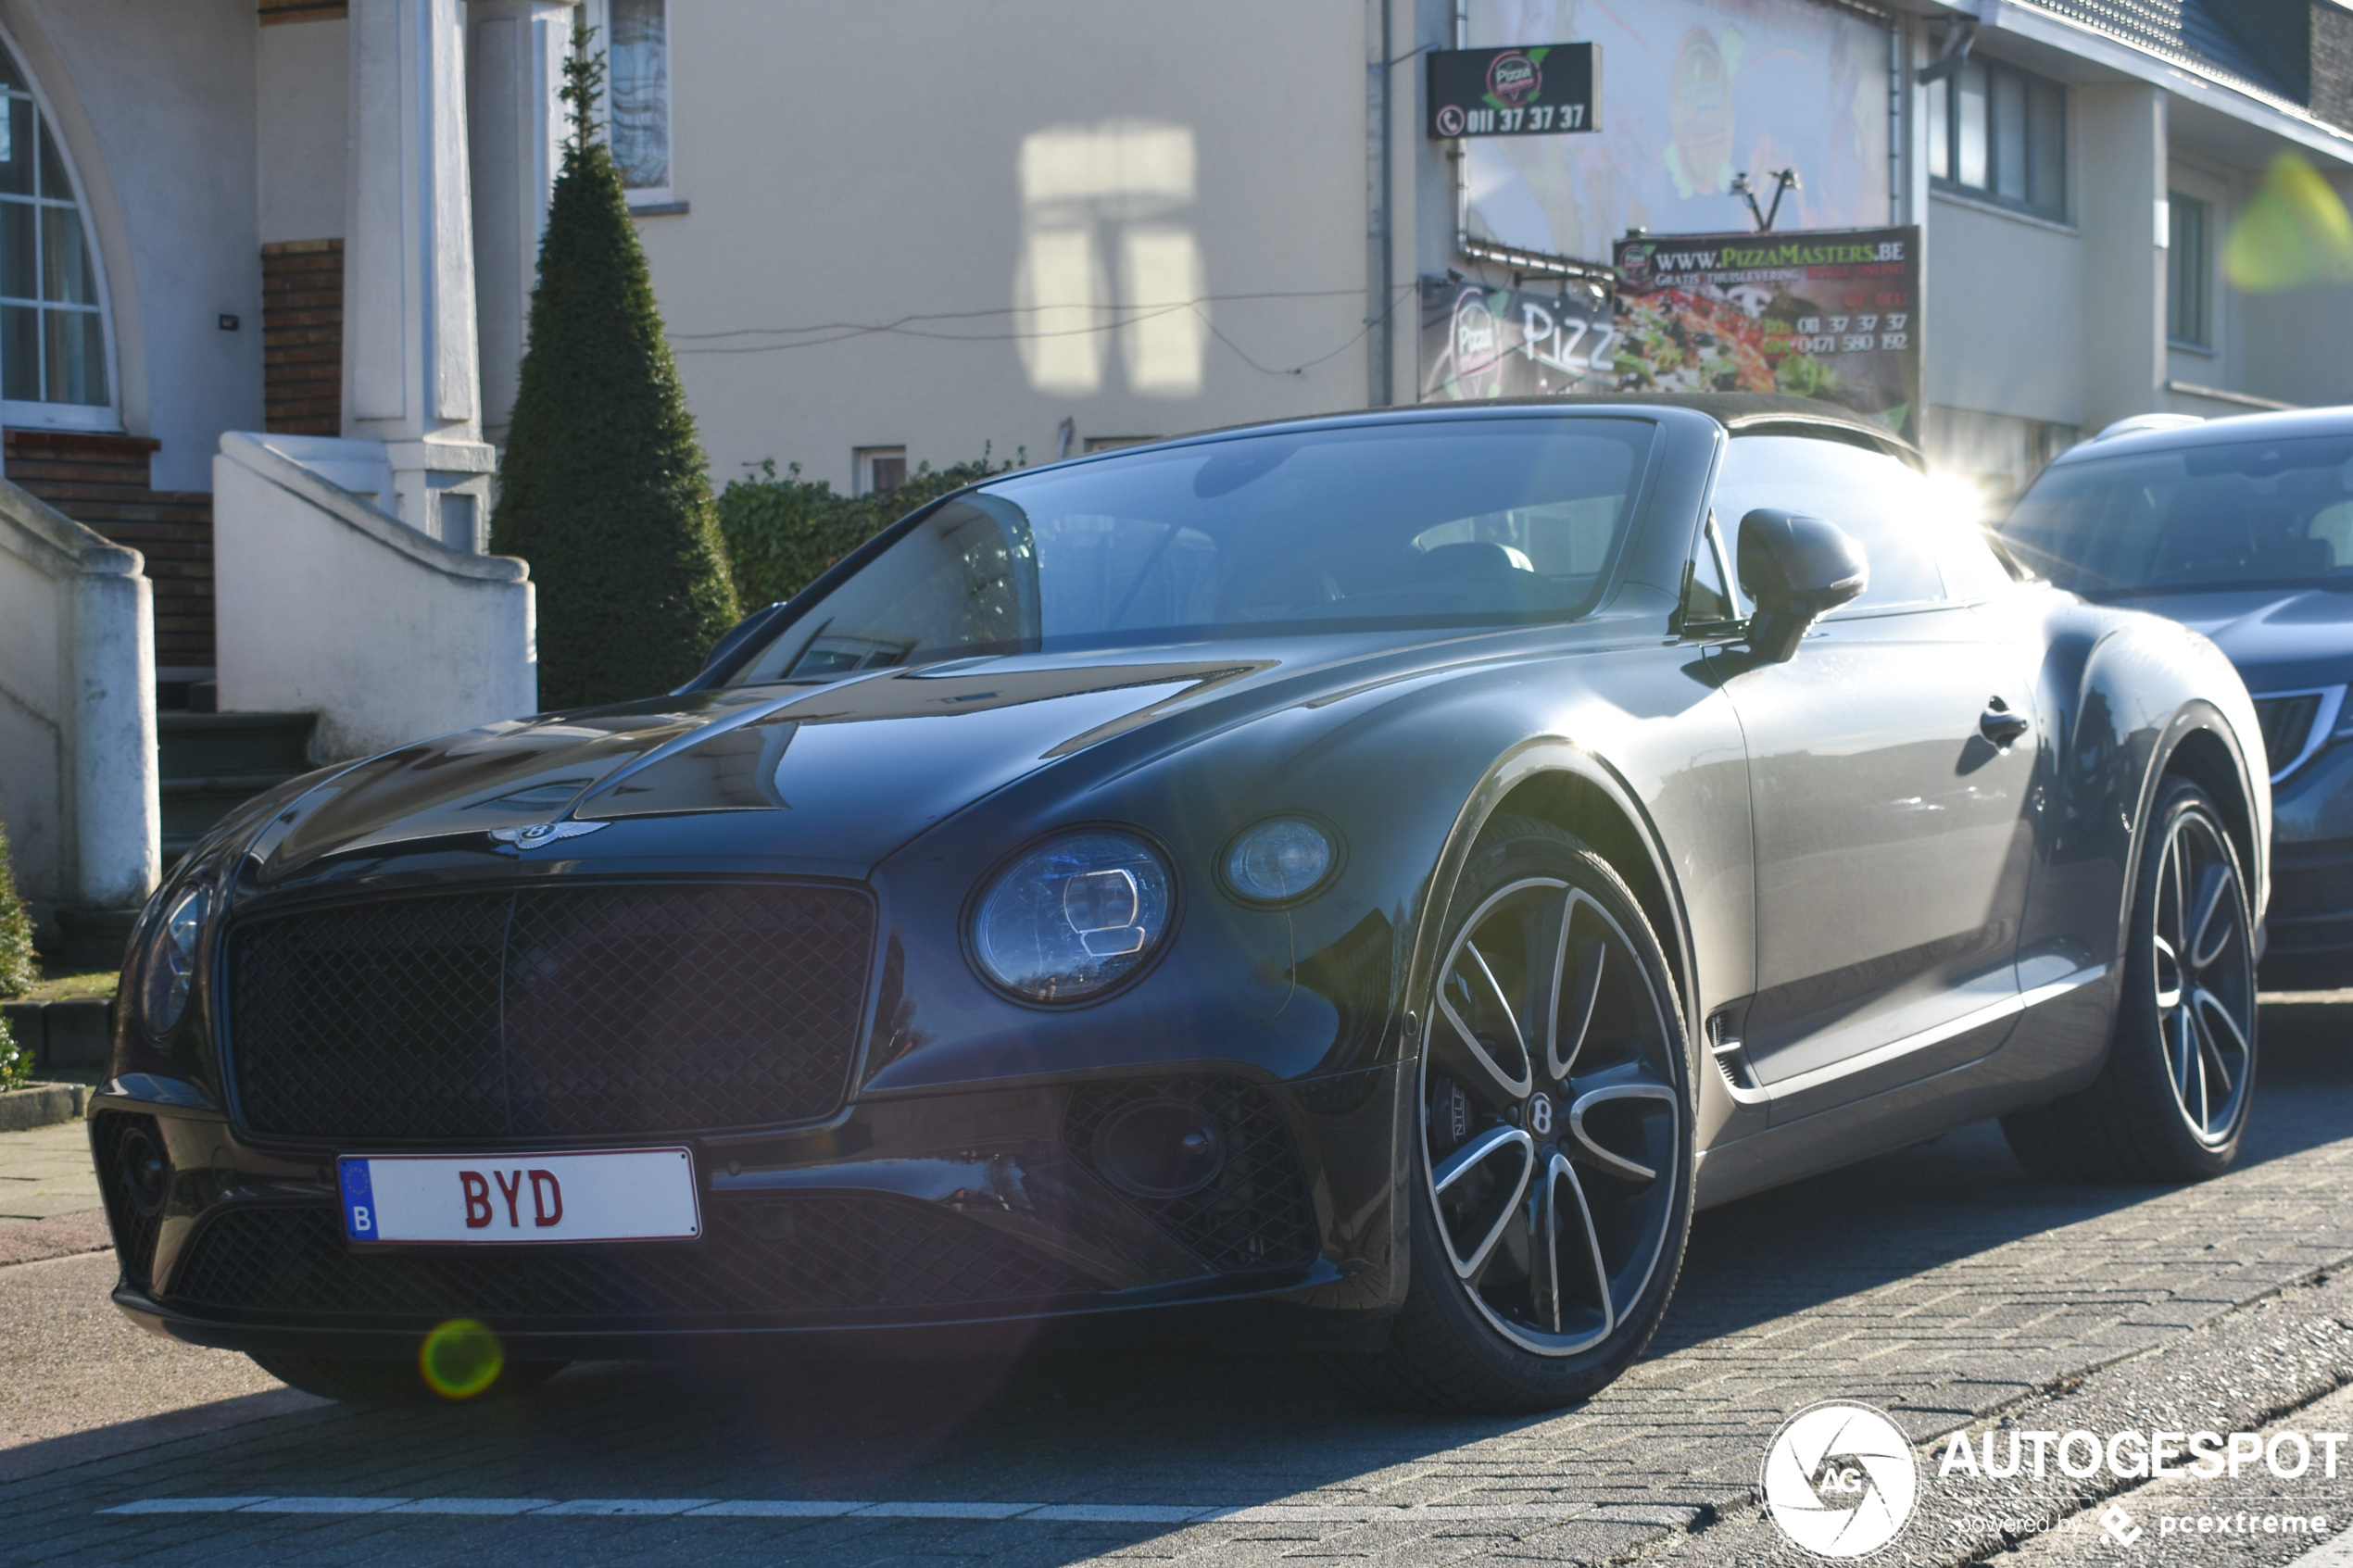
[0, 1083, 86, 1133]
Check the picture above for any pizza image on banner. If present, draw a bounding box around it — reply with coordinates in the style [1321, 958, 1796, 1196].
[1611, 226, 1919, 442]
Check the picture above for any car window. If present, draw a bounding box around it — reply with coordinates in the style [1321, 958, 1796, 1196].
[725, 418, 1657, 682]
[1680, 510, 1743, 626]
[1707, 433, 1949, 612]
[1999, 433, 2353, 596]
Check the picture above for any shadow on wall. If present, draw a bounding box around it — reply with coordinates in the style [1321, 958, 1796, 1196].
[1016, 121, 1207, 398]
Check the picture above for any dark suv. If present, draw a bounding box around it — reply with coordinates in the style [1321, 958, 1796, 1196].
[2001, 408, 2352, 986]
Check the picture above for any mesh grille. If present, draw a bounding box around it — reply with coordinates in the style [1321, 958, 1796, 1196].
[2253, 694, 2323, 778]
[165, 1199, 1074, 1323]
[227, 883, 875, 1141]
[1064, 1078, 1319, 1273]
[91, 1111, 165, 1293]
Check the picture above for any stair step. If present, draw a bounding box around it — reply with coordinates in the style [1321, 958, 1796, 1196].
[158, 710, 318, 779]
[157, 711, 320, 858]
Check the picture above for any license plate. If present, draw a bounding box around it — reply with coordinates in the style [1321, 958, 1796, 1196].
[337, 1148, 700, 1245]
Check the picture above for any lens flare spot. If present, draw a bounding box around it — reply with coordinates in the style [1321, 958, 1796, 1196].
[2223, 154, 2353, 293]
[420, 1318, 504, 1399]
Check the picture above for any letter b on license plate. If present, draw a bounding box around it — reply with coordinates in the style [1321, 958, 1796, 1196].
[337, 1148, 700, 1244]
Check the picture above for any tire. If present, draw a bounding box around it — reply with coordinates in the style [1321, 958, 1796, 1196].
[2003, 777, 2258, 1184]
[251, 1349, 567, 1405]
[1340, 815, 1695, 1414]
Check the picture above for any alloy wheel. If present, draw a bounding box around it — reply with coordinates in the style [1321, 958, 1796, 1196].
[1420, 877, 1683, 1356]
[2149, 809, 2255, 1147]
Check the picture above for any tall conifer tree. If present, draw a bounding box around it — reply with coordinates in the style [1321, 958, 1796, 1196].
[489, 21, 737, 709]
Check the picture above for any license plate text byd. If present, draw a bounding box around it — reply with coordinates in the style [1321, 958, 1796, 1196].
[336, 1148, 701, 1244]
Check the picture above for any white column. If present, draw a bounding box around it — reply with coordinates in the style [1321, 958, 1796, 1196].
[466, 0, 573, 448]
[2075, 83, 2170, 435]
[344, 0, 497, 548]
[69, 545, 159, 910]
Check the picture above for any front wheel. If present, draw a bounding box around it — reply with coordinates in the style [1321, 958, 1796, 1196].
[1341, 817, 1694, 1414]
[2003, 776, 2257, 1183]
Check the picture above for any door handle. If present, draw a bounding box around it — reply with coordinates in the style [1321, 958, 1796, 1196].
[1980, 700, 2032, 748]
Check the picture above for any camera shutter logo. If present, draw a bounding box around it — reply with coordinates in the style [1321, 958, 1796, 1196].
[1761, 1401, 1919, 1557]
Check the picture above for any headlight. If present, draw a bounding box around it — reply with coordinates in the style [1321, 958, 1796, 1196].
[1221, 817, 1338, 905]
[136, 884, 211, 1035]
[972, 831, 1174, 1002]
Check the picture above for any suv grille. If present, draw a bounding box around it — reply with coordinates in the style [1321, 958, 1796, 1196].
[164, 1198, 1074, 1323]
[2253, 694, 2322, 780]
[227, 884, 875, 1141]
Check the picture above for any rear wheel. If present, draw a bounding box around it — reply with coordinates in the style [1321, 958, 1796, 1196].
[252, 1350, 567, 1405]
[2003, 777, 2257, 1183]
[1342, 817, 1694, 1414]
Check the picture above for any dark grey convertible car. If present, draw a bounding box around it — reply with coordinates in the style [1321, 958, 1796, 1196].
[1999, 407, 2350, 987]
[94, 395, 2267, 1413]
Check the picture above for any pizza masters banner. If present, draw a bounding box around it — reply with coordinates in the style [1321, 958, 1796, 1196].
[1612, 226, 1920, 440]
[1419, 224, 1921, 445]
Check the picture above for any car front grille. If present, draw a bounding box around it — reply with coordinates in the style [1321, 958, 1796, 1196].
[2252, 693, 2324, 780]
[1063, 1077, 1320, 1273]
[226, 883, 875, 1141]
[163, 1198, 1076, 1323]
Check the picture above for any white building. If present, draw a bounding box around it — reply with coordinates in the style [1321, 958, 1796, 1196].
[3, 0, 2351, 943]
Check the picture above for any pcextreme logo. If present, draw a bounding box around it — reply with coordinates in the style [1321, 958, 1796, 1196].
[1761, 1401, 1920, 1557]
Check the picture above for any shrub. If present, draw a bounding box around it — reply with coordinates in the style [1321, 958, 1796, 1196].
[0, 823, 34, 1000]
[0, 1017, 24, 1090]
[717, 455, 1015, 611]
[488, 23, 738, 709]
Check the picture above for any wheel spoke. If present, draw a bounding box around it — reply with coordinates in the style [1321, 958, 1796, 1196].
[2168, 1006, 2197, 1105]
[2189, 866, 2234, 970]
[1436, 991, 1533, 1104]
[2152, 934, 2183, 1010]
[1431, 1125, 1532, 1278]
[1568, 1082, 1676, 1183]
[2191, 986, 2249, 1093]
[1553, 932, 1606, 1084]
[1527, 1158, 1563, 1334]
[1556, 1158, 1616, 1341]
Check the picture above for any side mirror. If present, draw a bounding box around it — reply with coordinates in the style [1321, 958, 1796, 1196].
[1737, 508, 1869, 662]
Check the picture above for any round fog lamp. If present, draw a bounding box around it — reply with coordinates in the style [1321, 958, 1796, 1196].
[1097, 1098, 1226, 1198]
[972, 831, 1173, 1002]
[1223, 818, 1337, 905]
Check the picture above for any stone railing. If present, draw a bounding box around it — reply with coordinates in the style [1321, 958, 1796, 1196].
[0, 477, 160, 931]
[213, 432, 536, 762]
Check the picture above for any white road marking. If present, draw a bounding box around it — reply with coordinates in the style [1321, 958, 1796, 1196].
[97, 1496, 1703, 1526]
[2284, 1531, 2353, 1567]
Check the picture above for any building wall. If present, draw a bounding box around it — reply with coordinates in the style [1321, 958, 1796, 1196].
[1924, 195, 2087, 429]
[5, 0, 263, 492]
[257, 14, 347, 245]
[640, 0, 1373, 494]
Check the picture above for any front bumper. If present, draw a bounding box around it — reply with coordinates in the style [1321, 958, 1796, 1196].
[89, 1065, 1405, 1361]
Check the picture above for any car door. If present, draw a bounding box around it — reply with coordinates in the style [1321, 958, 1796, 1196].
[1700, 433, 2042, 1120]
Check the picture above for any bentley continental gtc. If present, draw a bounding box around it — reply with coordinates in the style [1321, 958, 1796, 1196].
[94, 395, 2270, 1412]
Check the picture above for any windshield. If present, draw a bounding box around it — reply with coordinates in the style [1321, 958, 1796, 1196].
[725, 417, 1656, 683]
[1999, 432, 2353, 596]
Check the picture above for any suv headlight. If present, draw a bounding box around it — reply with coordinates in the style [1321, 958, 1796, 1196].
[971, 831, 1174, 1002]
[134, 884, 212, 1036]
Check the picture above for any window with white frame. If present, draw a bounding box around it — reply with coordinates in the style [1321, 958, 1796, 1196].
[855, 446, 907, 496]
[0, 36, 112, 426]
[598, 0, 671, 197]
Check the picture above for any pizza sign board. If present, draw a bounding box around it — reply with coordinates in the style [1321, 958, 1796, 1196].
[1427, 44, 1600, 139]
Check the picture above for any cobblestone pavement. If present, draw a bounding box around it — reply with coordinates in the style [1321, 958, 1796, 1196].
[3, 998, 2350, 1567]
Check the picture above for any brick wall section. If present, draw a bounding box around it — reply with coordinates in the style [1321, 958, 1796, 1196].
[261, 240, 343, 437]
[2315, 3, 2353, 132]
[3, 431, 214, 671]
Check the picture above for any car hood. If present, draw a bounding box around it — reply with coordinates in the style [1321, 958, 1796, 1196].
[243, 641, 1426, 882]
[2102, 586, 2353, 693]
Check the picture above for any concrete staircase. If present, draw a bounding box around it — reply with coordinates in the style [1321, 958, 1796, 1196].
[159, 711, 319, 866]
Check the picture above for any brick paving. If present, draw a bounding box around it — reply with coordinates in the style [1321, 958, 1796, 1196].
[0, 1002, 2347, 1565]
